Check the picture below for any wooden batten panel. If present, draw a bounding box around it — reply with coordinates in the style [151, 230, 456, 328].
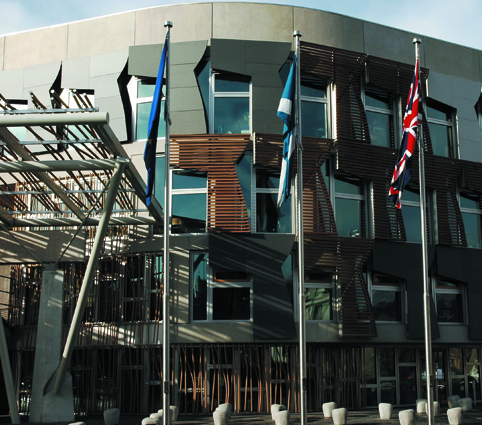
[170, 134, 250, 233]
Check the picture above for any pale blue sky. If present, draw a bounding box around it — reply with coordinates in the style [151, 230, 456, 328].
[1, 0, 480, 50]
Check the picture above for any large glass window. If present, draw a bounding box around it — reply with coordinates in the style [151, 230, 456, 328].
[400, 188, 422, 243]
[191, 253, 252, 322]
[371, 273, 403, 322]
[426, 100, 455, 158]
[436, 278, 464, 323]
[128, 77, 165, 141]
[364, 87, 397, 148]
[334, 174, 365, 238]
[255, 169, 292, 233]
[459, 192, 482, 248]
[304, 270, 333, 321]
[300, 77, 328, 138]
[211, 73, 250, 134]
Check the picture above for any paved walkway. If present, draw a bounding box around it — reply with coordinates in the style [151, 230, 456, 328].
[4, 406, 482, 425]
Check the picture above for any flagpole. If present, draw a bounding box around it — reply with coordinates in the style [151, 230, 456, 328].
[294, 30, 307, 425]
[414, 38, 434, 425]
[163, 20, 173, 425]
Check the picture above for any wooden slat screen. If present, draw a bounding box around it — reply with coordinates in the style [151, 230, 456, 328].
[170, 134, 251, 233]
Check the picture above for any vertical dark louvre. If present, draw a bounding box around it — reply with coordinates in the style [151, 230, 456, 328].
[170, 134, 251, 233]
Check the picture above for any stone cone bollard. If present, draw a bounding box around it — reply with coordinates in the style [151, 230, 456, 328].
[415, 399, 427, 414]
[142, 418, 159, 425]
[271, 404, 286, 420]
[447, 407, 463, 424]
[448, 395, 460, 408]
[459, 397, 473, 412]
[156, 409, 173, 421]
[322, 401, 337, 418]
[215, 403, 232, 420]
[104, 408, 120, 425]
[213, 409, 229, 425]
[425, 401, 440, 417]
[378, 403, 392, 420]
[170, 406, 179, 422]
[399, 409, 415, 425]
[274, 410, 290, 425]
[332, 408, 347, 425]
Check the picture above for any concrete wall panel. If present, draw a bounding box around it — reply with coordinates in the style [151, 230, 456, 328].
[0, 68, 25, 99]
[135, 4, 212, 46]
[0, 36, 4, 71]
[363, 21, 422, 65]
[61, 56, 90, 89]
[213, 3, 293, 43]
[67, 13, 135, 60]
[295, 8, 364, 52]
[171, 110, 207, 135]
[3, 26, 68, 70]
[90, 49, 128, 78]
[89, 74, 121, 99]
[0, 230, 85, 264]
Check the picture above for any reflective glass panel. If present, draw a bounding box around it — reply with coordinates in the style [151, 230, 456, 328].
[427, 105, 451, 122]
[281, 255, 294, 309]
[401, 205, 421, 243]
[399, 366, 417, 405]
[256, 193, 291, 233]
[256, 170, 279, 188]
[214, 97, 250, 134]
[212, 287, 250, 320]
[301, 84, 326, 98]
[335, 175, 363, 195]
[301, 100, 327, 138]
[192, 253, 207, 320]
[136, 101, 165, 140]
[428, 122, 453, 157]
[366, 90, 390, 109]
[399, 348, 416, 363]
[172, 194, 206, 233]
[380, 347, 396, 377]
[305, 288, 332, 320]
[215, 75, 249, 92]
[335, 198, 363, 238]
[466, 348, 479, 363]
[380, 381, 397, 404]
[137, 80, 156, 98]
[373, 290, 401, 321]
[462, 212, 481, 248]
[173, 171, 206, 190]
[460, 193, 479, 209]
[235, 153, 252, 221]
[367, 111, 392, 147]
[154, 156, 165, 209]
[364, 347, 377, 385]
[437, 293, 463, 322]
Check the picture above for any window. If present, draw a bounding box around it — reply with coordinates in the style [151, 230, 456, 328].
[191, 253, 252, 322]
[400, 187, 422, 243]
[459, 192, 482, 248]
[334, 174, 366, 238]
[436, 278, 464, 323]
[255, 169, 292, 233]
[304, 270, 333, 321]
[172, 170, 207, 234]
[300, 77, 329, 138]
[371, 273, 403, 322]
[210, 73, 250, 134]
[128, 77, 165, 141]
[154, 157, 207, 234]
[235, 152, 252, 223]
[426, 100, 455, 158]
[364, 87, 398, 148]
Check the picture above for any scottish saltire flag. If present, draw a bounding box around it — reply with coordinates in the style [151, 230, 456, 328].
[144, 34, 168, 206]
[389, 58, 422, 209]
[277, 54, 297, 207]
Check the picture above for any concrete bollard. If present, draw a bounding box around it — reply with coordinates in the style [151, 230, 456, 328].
[274, 410, 290, 425]
[447, 407, 463, 424]
[448, 395, 460, 408]
[104, 408, 120, 425]
[142, 418, 159, 425]
[378, 402, 392, 420]
[215, 403, 232, 420]
[156, 409, 173, 421]
[332, 408, 347, 425]
[459, 397, 473, 412]
[271, 404, 286, 420]
[415, 399, 427, 414]
[322, 401, 337, 418]
[398, 409, 415, 425]
[213, 409, 229, 425]
[170, 406, 179, 422]
[425, 401, 440, 416]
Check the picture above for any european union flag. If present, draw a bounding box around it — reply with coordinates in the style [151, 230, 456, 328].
[277, 54, 297, 207]
[144, 35, 168, 206]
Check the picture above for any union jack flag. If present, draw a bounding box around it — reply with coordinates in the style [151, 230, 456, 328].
[389, 58, 422, 209]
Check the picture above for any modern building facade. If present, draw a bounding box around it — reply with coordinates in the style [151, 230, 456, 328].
[1, 2, 482, 419]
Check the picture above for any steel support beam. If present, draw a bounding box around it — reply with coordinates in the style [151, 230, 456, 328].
[52, 159, 127, 395]
[0, 158, 117, 173]
[0, 111, 109, 127]
[8, 216, 156, 227]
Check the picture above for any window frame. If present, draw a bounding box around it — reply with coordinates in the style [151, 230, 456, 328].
[459, 191, 482, 249]
[209, 71, 251, 135]
[434, 277, 465, 324]
[190, 252, 253, 323]
[300, 75, 331, 139]
[370, 273, 404, 323]
[425, 99, 457, 158]
[303, 271, 334, 322]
